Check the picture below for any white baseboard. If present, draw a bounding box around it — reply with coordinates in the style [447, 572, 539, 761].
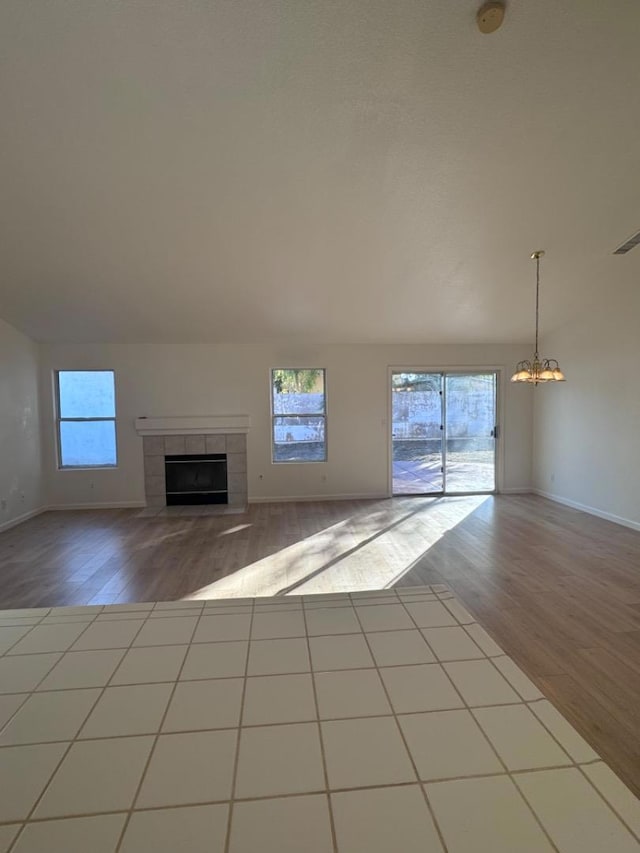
[249, 492, 390, 504]
[46, 501, 146, 511]
[250, 491, 534, 503]
[533, 488, 640, 532]
[0, 506, 48, 533]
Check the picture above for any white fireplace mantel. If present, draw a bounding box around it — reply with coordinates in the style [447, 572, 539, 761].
[135, 415, 250, 436]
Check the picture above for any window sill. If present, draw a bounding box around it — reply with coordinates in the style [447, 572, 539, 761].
[57, 465, 119, 471]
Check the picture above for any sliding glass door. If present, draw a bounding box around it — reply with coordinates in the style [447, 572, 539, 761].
[391, 371, 497, 496]
[444, 373, 497, 493]
[391, 373, 443, 494]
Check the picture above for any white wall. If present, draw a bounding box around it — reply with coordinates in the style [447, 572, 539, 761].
[533, 275, 640, 530]
[0, 317, 44, 530]
[39, 342, 533, 508]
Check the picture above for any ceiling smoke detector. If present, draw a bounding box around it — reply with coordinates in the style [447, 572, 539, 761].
[477, 2, 506, 34]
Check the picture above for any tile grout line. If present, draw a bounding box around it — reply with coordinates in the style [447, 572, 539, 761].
[2, 622, 475, 657]
[2, 588, 638, 846]
[112, 603, 209, 852]
[3, 616, 106, 692]
[396, 590, 564, 853]
[575, 762, 640, 844]
[5, 614, 151, 853]
[301, 595, 339, 853]
[1, 612, 89, 657]
[0, 617, 47, 650]
[479, 654, 581, 768]
[0, 705, 617, 751]
[350, 588, 451, 853]
[418, 594, 574, 843]
[471, 698, 579, 771]
[0, 618, 110, 838]
[522, 698, 597, 769]
[459, 621, 553, 702]
[0, 597, 602, 776]
[0, 650, 520, 699]
[0, 693, 32, 740]
[0, 604, 483, 655]
[222, 598, 256, 853]
[460, 621, 500, 655]
[433, 588, 615, 772]
[4, 763, 638, 830]
[399, 604, 584, 779]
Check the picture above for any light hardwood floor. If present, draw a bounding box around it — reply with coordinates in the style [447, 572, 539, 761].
[1, 494, 640, 796]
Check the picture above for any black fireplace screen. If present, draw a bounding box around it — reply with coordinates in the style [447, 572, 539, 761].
[165, 453, 228, 505]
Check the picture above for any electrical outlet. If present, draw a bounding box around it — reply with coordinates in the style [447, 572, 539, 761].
[0, 499, 6, 512]
[20, 492, 25, 503]
[550, 473, 555, 484]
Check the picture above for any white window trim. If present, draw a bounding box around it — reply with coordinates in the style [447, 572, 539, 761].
[55, 369, 119, 469]
[271, 368, 327, 464]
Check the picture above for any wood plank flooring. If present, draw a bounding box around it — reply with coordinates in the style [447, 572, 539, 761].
[1, 494, 640, 796]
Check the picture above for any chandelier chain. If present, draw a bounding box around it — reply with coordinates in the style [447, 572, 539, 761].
[534, 253, 540, 359]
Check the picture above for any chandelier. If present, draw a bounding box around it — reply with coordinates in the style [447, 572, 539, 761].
[511, 251, 566, 385]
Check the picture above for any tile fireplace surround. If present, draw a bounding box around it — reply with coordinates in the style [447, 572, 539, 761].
[136, 417, 249, 509]
[0, 585, 639, 852]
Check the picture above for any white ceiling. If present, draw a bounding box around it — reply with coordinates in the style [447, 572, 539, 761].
[1, 0, 639, 344]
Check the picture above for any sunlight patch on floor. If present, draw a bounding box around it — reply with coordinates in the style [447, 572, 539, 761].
[217, 524, 253, 537]
[186, 495, 488, 599]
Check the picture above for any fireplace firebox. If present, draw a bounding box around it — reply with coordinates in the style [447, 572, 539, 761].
[164, 453, 228, 505]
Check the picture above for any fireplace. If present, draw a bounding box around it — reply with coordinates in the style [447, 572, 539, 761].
[165, 453, 228, 505]
[136, 416, 249, 509]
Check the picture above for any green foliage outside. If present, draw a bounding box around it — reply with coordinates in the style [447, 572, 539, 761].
[272, 368, 323, 394]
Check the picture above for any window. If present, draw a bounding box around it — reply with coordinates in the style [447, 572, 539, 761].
[271, 369, 326, 463]
[56, 371, 117, 468]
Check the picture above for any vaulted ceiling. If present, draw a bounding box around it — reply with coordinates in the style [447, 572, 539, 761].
[1, 0, 639, 344]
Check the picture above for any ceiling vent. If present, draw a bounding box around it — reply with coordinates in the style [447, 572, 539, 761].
[613, 230, 640, 255]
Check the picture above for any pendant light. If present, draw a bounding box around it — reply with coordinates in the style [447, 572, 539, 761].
[511, 251, 566, 385]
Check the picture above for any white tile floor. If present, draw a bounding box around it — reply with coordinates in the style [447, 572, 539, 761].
[1, 585, 639, 852]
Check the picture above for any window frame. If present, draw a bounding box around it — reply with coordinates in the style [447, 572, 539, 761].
[270, 368, 327, 464]
[55, 369, 118, 470]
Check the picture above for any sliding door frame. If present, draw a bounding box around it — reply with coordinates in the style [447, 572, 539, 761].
[387, 365, 505, 498]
